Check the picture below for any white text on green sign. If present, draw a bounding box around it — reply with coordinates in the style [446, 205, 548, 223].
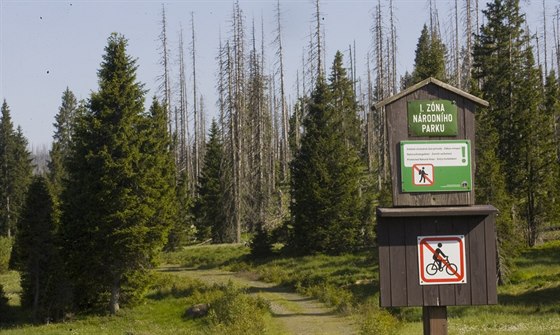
[407, 100, 457, 136]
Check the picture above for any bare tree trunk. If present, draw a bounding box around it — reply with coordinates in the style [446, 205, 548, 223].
[465, 0, 473, 88]
[389, 0, 397, 95]
[276, 0, 290, 182]
[454, 0, 460, 85]
[109, 276, 121, 315]
[178, 27, 192, 189]
[314, 0, 323, 77]
[543, 0, 548, 76]
[158, 5, 172, 134]
[191, 12, 200, 187]
[554, 8, 560, 75]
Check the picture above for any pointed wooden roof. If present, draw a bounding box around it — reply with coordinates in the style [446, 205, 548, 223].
[374, 77, 489, 109]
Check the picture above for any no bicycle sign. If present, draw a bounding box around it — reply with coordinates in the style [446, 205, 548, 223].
[417, 235, 467, 285]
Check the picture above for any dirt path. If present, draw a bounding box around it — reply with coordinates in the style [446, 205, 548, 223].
[160, 265, 359, 335]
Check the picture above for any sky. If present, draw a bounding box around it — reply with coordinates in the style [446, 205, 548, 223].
[0, 0, 554, 149]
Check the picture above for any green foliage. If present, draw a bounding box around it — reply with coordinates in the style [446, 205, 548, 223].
[473, 0, 557, 247]
[409, 24, 447, 86]
[162, 244, 249, 269]
[0, 236, 11, 273]
[250, 226, 274, 258]
[290, 52, 366, 255]
[0, 284, 8, 314]
[206, 282, 270, 335]
[11, 176, 68, 322]
[358, 297, 399, 335]
[194, 120, 227, 243]
[47, 88, 78, 197]
[543, 71, 560, 226]
[0, 100, 33, 238]
[61, 34, 176, 314]
[166, 170, 195, 251]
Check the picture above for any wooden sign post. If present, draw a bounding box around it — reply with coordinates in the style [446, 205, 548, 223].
[374, 78, 497, 335]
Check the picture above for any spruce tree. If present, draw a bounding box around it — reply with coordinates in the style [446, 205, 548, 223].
[543, 71, 560, 230]
[61, 34, 175, 314]
[166, 171, 193, 251]
[290, 52, 364, 255]
[0, 101, 32, 238]
[410, 24, 447, 85]
[195, 119, 226, 243]
[11, 176, 61, 322]
[48, 88, 78, 197]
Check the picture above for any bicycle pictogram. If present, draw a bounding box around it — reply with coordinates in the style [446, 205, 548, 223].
[425, 256, 458, 276]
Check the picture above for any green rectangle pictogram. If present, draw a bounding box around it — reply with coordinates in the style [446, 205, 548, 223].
[400, 140, 472, 193]
[408, 100, 458, 136]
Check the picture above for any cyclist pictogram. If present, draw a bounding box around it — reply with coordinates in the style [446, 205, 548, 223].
[417, 235, 466, 285]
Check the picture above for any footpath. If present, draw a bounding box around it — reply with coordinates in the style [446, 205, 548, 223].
[160, 265, 359, 335]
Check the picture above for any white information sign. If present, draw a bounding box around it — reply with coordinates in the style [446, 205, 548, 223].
[402, 142, 469, 167]
[417, 235, 467, 285]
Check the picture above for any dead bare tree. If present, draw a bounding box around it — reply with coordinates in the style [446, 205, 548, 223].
[274, 0, 290, 182]
[191, 12, 201, 187]
[157, 4, 172, 134]
[177, 25, 192, 188]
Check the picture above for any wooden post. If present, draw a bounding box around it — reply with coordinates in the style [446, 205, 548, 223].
[423, 306, 447, 335]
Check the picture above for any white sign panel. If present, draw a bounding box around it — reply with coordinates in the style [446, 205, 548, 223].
[402, 142, 469, 167]
[417, 235, 467, 285]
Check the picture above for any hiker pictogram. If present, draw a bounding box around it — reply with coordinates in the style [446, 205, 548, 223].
[417, 235, 466, 285]
[412, 164, 434, 186]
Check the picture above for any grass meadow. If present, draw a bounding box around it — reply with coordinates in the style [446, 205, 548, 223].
[1, 241, 560, 334]
[163, 241, 560, 334]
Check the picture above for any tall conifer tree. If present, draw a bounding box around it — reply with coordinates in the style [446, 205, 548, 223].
[48, 88, 78, 197]
[195, 119, 227, 242]
[11, 176, 64, 321]
[409, 24, 447, 85]
[290, 52, 364, 255]
[0, 101, 32, 238]
[61, 34, 175, 314]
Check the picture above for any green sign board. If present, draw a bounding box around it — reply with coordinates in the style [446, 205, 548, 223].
[408, 100, 457, 136]
[400, 140, 472, 193]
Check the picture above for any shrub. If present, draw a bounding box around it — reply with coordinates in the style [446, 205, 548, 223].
[357, 297, 399, 335]
[206, 282, 270, 335]
[0, 237, 12, 273]
[299, 284, 354, 313]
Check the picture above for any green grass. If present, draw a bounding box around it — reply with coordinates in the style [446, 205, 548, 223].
[165, 241, 560, 335]
[395, 241, 560, 334]
[160, 243, 250, 269]
[0, 270, 281, 335]
[4, 240, 560, 335]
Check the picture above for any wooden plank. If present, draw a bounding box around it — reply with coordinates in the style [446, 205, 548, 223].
[389, 220, 408, 306]
[423, 306, 449, 335]
[468, 216, 487, 305]
[454, 217, 474, 305]
[406, 218, 424, 306]
[377, 218, 392, 307]
[484, 214, 498, 304]
[377, 205, 497, 218]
